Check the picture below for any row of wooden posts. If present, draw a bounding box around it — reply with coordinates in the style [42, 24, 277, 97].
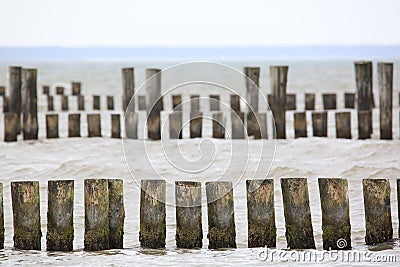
[1, 178, 395, 251]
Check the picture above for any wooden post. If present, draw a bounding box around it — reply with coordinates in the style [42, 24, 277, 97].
[318, 178, 351, 250]
[294, 112, 307, 138]
[246, 112, 257, 138]
[244, 67, 260, 112]
[125, 112, 138, 139]
[230, 94, 241, 113]
[108, 179, 125, 249]
[71, 82, 81, 95]
[47, 95, 54, 111]
[378, 62, 393, 140]
[42, 85, 50, 95]
[93, 95, 100, 110]
[61, 95, 69, 111]
[363, 179, 392, 245]
[312, 111, 328, 137]
[172, 95, 182, 111]
[46, 114, 59, 139]
[122, 67, 135, 111]
[107, 96, 114, 110]
[77, 95, 85, 111]
[11, 181, 41, 250]
[111, 114, 121, 138]
[68, 114, 81, 137]
[270, 66, 288, 139]
[190, 111, 202, 138]
[56, 86, 64, 95]
[87, 114, 101, 137]
[169, 111, 182, 139]
[4, 113, 18, 142]
[9, 66, 22, 134]
[138, 95, 146, 110]
[344, 93, 355, 109]
[209, 95, 220, 111]
[47, 180, 74, 251]
[355, 61, 373, 138]
[285, 94, 296, 110]
[305, 93, 315, 110]
[190, 95, 200, 111]
[246, 179, 276, 248]
[175, 181, 202, 249]
[206, 181, 236, 249]
[231, 111, 245, 139]
[84, 179, 109, 251]
[0, 86, 4, 96]
[281, 178, 315, 249]
[0, 183, 3, 249]
[358, 110, 372, 139]
[139, 180, 166, 249]
[212, 112, 225, 139]
[3, 96, 9, 112]
[146, 69, 162, 140]
[322, 93, 337, 110]
[335, 112, 351, 139]
[397, 179, 400, 237]
[21, 68, 38, 140]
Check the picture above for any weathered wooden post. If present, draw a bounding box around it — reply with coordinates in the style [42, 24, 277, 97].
[252, 113, 267, 139]
[111, 114, 121, 138]
[107, 96, 114, 110]
[206, 181, 236, 249]
[305, 93, 315, 110]
[355, 61, 374, 138]
[108, 179, 125, 249]
[323, 93, 337, 110]
[213, 112, 225, 139]
[77, 95, 85, 111]
[9, 66, 22, 134]
[358, 111, 372, 139]
[46, 114, 59, 139]
[42, 85, 50, 95]
[230, 94, 241, 113]
[11, 181, 41, 250]
[246, 112, 257, 138]
[0, 86, 4, 96]
[281, 178, 315, 249]
[312, 111, 328, 137]
[139, 180, 166, 248]
[93, 95, 100, 110]
[87, 114, 101, 137]
[169, 111, 182, 139]
[84, 179, 109, 251]
[344, 93, 355, 109]
[209, 95, 220, 111]
[125, 112, 138, 139]
[56, 86, 64, 95]
[285, 94, 296, 110]
[398, 179, 400, 237]
[122, 67, 135, 112]
[175, 181, 202, 249]
[71, 82, 81, 95]
[378, 62, 393, 140]
[294, 112, 307, 138]
[21, 68, 38, 140]
[318, 178, 351, 250]
[231, 111, 245, 139]
[0, 184, 3, 249]
[244, 67, 260, 113]
[146, 68, 162, 140]
[47, 95, 54, 111]
[61, 95, 69, 111]
[363, 179, 392, 245]
[246, 179, 276, 248]
[68, 114, 81, 137]
[335, 112, 351, 139]
[138, 95, 146, 110]
[190, 95, 200, 111]
[190, 111, 202, 138]
[172, 95, 182, 111]
[3, 96, 9, 112]
[4, 113, 18, 142]
[47, 180, 74, 251]
[270, 66, 288, 139]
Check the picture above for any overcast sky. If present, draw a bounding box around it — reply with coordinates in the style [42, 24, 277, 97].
[0, 0, 399, 47]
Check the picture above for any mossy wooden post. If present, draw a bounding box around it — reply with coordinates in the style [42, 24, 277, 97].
[175, 181, 202, 249]
[11, 181, 41, 250]
[344, 93, 355, 109]
[124, 112, 138, 139]
[285, 94, 296, 110]
[9, 66, 22, 134]
[84, 179, 109, 251]
[47, 180, 74, 251]
[93, 95, 100, 110]
[230, 94, 241, 113]
[47, 95, 54, 111]
[280, 178, 315, 249]
[4, 113, 18, 142]
[108, 179, 125, 249]
[71, 82, 81, 95]
[209, 95, 220, 111]
[169, 111, 182, 139]
[172, 95, 182, 111]
[231, 111, 245, 139]
[42, 85, 50, 95]
[270, 66, 288, 139]
[305, 93, 315, 110]
[206, 181, 236, 249]
[146, 69, 162, 140]
[355, 61, 373, 138]
[107, 96, 114, 110]
[294, 112, 307, 138]
[312, 111, 328, 137]
[335, 112, 351, 139]
[61, 95, 69, 111]
[138, 95, 146, 110]
[190, 111, 202, 138]
[111, 114, 121, 138]
[122, 67, 135, 112]
[358, 110, 372, 139]
[0, 183, 3, 249]
[190, 95, 200, 111]
[322, 93, 337, 110]
[46, 114, 59, 138]
[77, 95, 85, 111]
[68, 114, 81, 137]
[87, 114, 101, 137]
[244, 67, 260, 113]
[246, 179, 276, 248]
[318, 178, 351, 250]
[139, 180, 166, 248]
[56, 86, 64, 95]
[213, 112, 225, 139]
[21, 68, 38, 140]
[378, 62, 393, 140]
[363, 179, 393, 245]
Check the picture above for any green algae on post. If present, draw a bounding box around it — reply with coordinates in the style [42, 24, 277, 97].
[108, 179, 125, 249]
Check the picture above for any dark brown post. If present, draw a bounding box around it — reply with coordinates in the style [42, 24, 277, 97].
[175, 181, 202, 249]
[93, 95, 100, 110]
[87, 114, 101, 137]
[312, 111, 328, 137]
[344, 93, 355, 109]
[47, 95, 54, 111]
[21, 69, 38, 140]
[213, 112, 225, 139]
[138, 95, 146, 110]
[270, 66, 288, 139]
[9, 66, 22, 134]
[169, 111, 182, 139]
[190, 111, 202, 138]
[68, 114, 81, 137]
[285, 94, 296, 110]
[322, 93, 337, 110]
[111, 114, 121, 138]
[335, 112, 351, 139]
[190, 95, 200, 111]
[46, 114, 59, 138]
[318, 178, 351, 250]
[378, 62, 393, 140]
[11, 181, 41, 250]
[4, 113, 18, 142]
[47, 180, 74, 251]
[107, 96, 114, 110]
[56, 86, 64, 95]
[249, 113, 267, 139]
[125, 112, 138, 139]
[246, 179, 276, 248]
[172, 95, 182, 111]
[42, 85, 50, 95]
[139, 180, 166, 248]
[244, 67, 260, 112]
[146, 69, 162, 140]
[209, 95, 220, 111]
[294, 112, 307, 138]
[358, 111, 372, 139]
[71, 82, 81, 95]
[355, 61, 374, 138]
[0, 183, 3, 249]
[122, 67, 135, 112]
[3, 96, 9, 112]
[281, 178, 315, 249]
[230, 94, 241, 113]
[61, 95, 68, 111]
[206, 181, 236, 249]
[397, 179, 400, 237]
[77, 95, 85, 111]
[305, 93, 315, 110]
[363, 179, 392, 245]
[108, 179, 125, 249]
[231, 111, 245, 139]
